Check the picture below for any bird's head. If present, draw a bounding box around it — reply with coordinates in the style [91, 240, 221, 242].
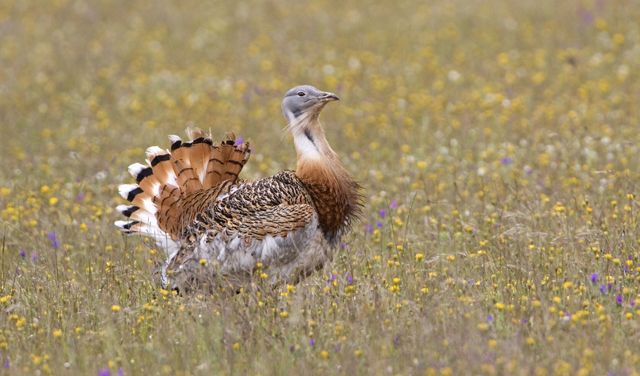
[282, 85, 339, 125]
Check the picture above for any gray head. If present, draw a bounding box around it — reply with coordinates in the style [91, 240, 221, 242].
[282, 85, 339, 123]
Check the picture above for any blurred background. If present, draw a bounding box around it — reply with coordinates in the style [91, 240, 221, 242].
[3, 0, 638, 188]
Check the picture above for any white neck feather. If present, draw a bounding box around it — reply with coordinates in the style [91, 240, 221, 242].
[294, 132, 322, 160]
[290, 114, 324, 161]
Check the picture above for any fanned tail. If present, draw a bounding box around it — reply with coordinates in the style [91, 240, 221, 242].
[115, 128, 251, 256]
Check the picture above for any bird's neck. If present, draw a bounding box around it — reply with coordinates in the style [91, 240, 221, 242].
[292, 113, 337, 167]
[292, 115, 361, 240]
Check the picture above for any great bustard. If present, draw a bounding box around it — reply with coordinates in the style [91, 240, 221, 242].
[115, 85, 362, 292]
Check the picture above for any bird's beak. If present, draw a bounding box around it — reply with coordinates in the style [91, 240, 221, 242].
[319, 92, 340, 102]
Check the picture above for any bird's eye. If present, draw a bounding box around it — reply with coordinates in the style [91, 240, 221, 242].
[297, 91, 305, 96]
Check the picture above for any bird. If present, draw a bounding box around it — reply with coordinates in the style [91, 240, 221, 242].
[115, 85, 362, 292]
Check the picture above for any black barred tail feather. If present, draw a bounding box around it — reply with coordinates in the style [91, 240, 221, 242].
[115, 129, 251, 258]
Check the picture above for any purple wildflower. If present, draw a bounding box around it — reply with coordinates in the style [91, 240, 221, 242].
[590, 273, 598, 284]
[379, 209, 386, 218]
[98, 368, 111, 376]
[327, 274, 337, 283]
[578, 8, 594, 25]
[365, 224, 373, 234]
[309, 338, 316, 347]
[631, 298, 636, 307]
[500, 157, 513, 165]
[47, 231, 60, 250]
[487, 314, 494, 323]
[376, 221, 383, 229]
[616, 294, 623, 305]
[235, 137, 244, 146]
[76, 192, 85, 202]
[599, 284, 607, 294]
[31, 251, 38, 262]
[19, 249, 26, 258]
[3, 357, 9, 369]
[524, 166, 533, 176]
[389, 200, 398, 210]
[117, 368, 124, 376]
[346, 274, 353, 285]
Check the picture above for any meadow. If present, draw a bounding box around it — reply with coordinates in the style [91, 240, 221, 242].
[2, 0, 640, 374]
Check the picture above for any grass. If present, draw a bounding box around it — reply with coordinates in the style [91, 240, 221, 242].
[2, 0, 640, 374]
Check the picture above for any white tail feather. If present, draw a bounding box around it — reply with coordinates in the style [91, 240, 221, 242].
[114, 220, 131, 229]
[128, 163, 147, 178]
[145, 146, 166, 159]
[116, 205, 158, 226]
[118, 184, 139, 200]
[116, 204, 131, 213]
[114, 220, 179, 258]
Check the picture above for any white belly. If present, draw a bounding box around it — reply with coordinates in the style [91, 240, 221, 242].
[168, 215, 335, 291]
